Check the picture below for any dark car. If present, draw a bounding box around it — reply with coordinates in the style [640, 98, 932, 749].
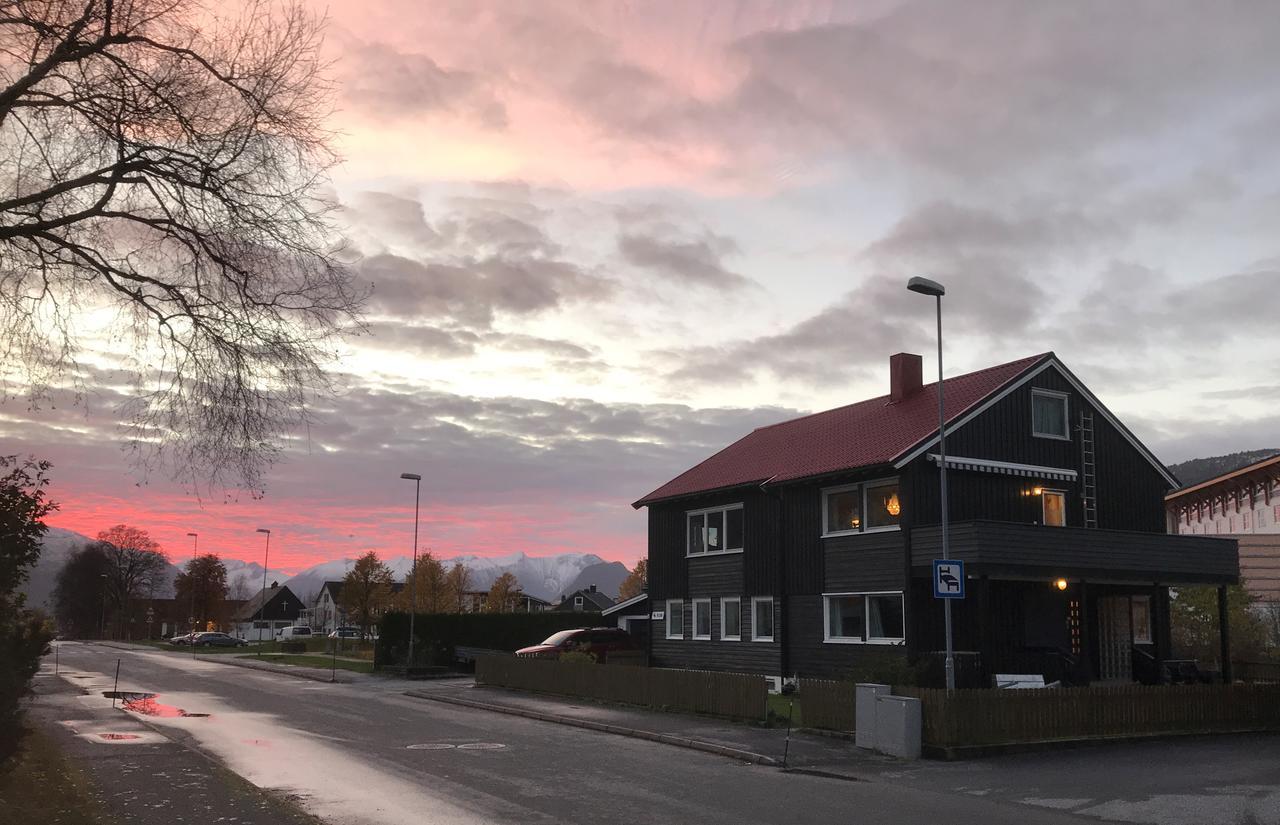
[193, 632, 248, 648]
[515, 628, 638, 663]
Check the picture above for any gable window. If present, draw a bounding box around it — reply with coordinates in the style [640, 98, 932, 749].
[687, 504, 744, 556]
[1031, 389, 1070, 440]
[823, 592, 905, 644]
[822, 479, 900, 536]
[751, 597, 774, 642]
[1042, 490, 1066, 526]
[693, 599, 712, 640]
[721, 598, 741, 641]
[665, 599, 683, 639]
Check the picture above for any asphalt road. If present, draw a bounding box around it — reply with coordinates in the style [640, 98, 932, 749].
[45, 642, 1091, 825]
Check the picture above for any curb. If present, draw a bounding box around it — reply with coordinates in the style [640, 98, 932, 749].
[404, 689, 779, 766]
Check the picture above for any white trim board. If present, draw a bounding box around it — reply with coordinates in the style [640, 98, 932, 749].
[893, 357, 1178, 488]
[926, 454, 1077, 482]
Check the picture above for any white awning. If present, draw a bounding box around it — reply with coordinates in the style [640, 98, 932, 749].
[927, 454, 1078, 482]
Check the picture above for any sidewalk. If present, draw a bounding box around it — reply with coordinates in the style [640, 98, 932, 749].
[405, 682, 901, 776]
[26, 670, 322, 825]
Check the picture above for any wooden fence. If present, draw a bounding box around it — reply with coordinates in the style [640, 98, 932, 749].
[476, 656, 767, 720]
[798, 678, 856, 732]
[897, 683, 1280, 747]
[1233, 661, 1280, 683]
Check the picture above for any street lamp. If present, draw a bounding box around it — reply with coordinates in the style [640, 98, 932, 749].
[907, 275, 955, 692]
[187, 532, 198, 655]
[256, 528, 271, 657]
[400, 472, 422, 669]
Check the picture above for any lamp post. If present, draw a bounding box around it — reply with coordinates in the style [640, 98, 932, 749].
[908, 275, 955, 692]
[256, 528, 271, 657]
[400, 473, 422, 670]
[99, 572, 108, 640]
[186, 532, 198, 655]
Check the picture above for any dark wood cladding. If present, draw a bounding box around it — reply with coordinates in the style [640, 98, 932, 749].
[651, 596, 780, 673]
[788, 595, 907, 679]
[824, 531, 906, 592]
[907, 365, 1172, 533]
[911, 522, 1239, 583]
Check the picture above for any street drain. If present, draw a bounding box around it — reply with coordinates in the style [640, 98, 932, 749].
[97, 733, 141, 741]
[457, 743, 505, 750]
[407, 743, 456, 750]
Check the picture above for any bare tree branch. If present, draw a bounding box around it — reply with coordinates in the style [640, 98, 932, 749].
[0, 0, 365, 493]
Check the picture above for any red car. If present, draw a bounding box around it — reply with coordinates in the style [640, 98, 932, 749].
[515, 628, 639, 663]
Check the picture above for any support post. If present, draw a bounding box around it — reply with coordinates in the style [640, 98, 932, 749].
[1217, 585, 1232, 684]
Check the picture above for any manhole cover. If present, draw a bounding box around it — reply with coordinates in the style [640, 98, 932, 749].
[457, 743, 505, 750]
[406, 743, 456, 750]
[97, 733, 140, 741]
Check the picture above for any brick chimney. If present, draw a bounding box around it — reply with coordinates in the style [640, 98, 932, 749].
[890, 353, 923, 403]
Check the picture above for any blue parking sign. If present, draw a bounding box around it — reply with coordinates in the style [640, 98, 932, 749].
[933, 559, 965, 599]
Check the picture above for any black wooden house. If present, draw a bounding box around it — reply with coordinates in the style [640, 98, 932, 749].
[634, 352, 1239, 685]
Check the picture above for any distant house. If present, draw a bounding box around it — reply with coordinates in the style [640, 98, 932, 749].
[230, 583, 304, 640]
[454, 589, 551, 613]
[554, 586, 615, 613]
[312, 580, 348, 633]
[1166, 452, 1280, 606]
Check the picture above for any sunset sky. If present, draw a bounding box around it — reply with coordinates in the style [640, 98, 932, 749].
[8, 1, 1280, 573]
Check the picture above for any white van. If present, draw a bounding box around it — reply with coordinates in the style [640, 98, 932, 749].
[275, 626, 313, 641]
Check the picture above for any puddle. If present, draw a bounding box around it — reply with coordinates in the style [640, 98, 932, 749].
[103, 691, 210, 718]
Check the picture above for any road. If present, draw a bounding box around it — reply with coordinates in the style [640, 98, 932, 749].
[43, 641, 1094, 825]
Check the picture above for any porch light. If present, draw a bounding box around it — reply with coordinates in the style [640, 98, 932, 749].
[1055, 578, 1068, 591]
[1033, 487, 1044, 496]
[885, 492, 901, 517]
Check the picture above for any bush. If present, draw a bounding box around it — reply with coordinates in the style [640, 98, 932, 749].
[559, 650, 597, 665]
[375, 612, 603, 669]
[0, 596, 53, 763]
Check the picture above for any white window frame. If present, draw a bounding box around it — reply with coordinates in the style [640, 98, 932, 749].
[686, 503, 745, 557]
[665, 599, 683, 640]
[720, 597, 741, 641]
[1031, 389, 1071, 441]
[821, 477, 901, 538]
[750, 596, 775, 642]
[1041, 489, 1067, 527]
[692, 598, 713, 640]
[822, 591, 906, 645]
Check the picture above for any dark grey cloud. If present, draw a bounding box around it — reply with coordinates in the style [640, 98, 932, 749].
[343, 41, 507, 128]
[361, 321, 598, 364]
[342, 191, 439, 248]
[618, 229, 748, 289]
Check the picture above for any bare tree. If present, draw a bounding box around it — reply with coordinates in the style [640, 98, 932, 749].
[0, 0, 364, 492]
[228, 572, 252, 602]
[95, 524, 168, 638]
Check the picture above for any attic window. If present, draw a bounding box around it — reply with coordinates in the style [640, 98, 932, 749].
[1031, 389, 1070, 440]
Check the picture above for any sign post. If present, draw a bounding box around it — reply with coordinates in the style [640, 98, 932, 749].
[933, 559, 965, 691]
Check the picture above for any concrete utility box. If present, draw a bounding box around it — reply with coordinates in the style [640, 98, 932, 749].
[873, 695, 922, 759]
[854, 683, 890, 749]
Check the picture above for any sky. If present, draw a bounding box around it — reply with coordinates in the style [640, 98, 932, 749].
[7, 0, 1280, 573]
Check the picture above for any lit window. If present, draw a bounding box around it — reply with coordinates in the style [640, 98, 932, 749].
[1131, 596, 1152, 644]
[693, 599, 712, 640]
[751, 597, 774, 642]
[822, 479, 900, 536]
[721, 598, 741, 641]
[665, 599, 683, 640]
[686, 504, 744, 555]
[1031, 390, 1070, 440]
[1042, 490, 1066, 526]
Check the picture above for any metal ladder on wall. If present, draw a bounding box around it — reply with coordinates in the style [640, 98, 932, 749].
[1079, 410, 1098, 528]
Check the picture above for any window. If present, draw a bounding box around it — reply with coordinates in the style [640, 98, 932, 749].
[751, 597, 774, 642]
[1131, 596, 1152, 644]
[822, 479, 900, 536]
[666, 599, 683, 639]
[823, 592, 905, 644]
[686, 504, 744, 555]
[1042, 490, 1066, 526]
[721, 598, 741, 641]
[692, 599, 712, 639]
[1031, 389, 1069, 440]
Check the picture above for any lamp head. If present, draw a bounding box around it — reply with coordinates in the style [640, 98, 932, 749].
[186, 532, 197, 537]
[400, 472, 422, 481]
[907, 276, 946, 297]
[256, 528, 270, 534]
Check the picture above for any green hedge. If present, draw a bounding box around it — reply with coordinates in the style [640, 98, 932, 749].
[375, 611, 601, 669]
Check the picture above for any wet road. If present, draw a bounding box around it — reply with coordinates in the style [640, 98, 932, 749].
[47, 642, 1089, 825]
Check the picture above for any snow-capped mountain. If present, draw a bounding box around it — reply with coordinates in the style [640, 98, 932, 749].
[282, 551, 629, 604]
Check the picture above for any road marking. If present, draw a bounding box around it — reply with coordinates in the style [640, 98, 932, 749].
[407, 743, 456, 750]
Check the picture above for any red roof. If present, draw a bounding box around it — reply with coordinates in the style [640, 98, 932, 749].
[634, 353, 1052, 507]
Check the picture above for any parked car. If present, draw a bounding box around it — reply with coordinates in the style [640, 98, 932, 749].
[275, 626, 313, 641]
[515, 628, 639, 663]
[193, 632, 248, 648]
[328, 626, 362, 640]
[168, 632, 198, 646]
